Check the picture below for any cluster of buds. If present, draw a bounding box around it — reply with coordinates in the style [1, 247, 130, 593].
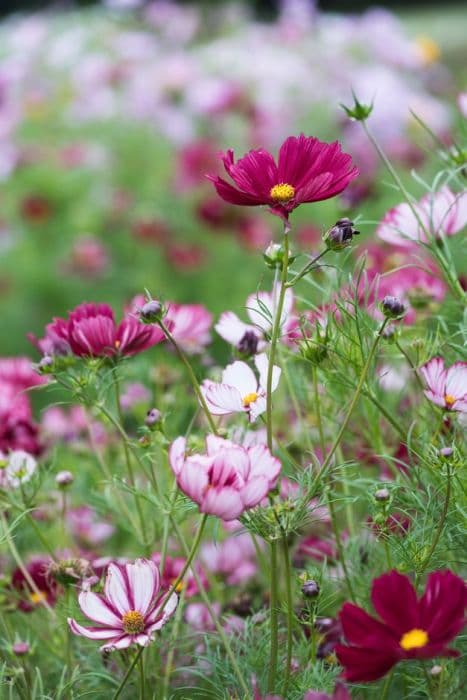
[323, 218, 360, 251]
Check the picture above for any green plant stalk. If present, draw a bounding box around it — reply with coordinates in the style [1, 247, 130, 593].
[159, 320, 219, 435]
[22, 509, 58, 561]
[267, 539, 279, 693]
[361, 120, 465, 303]
[170, 518, 250, 697]
[139, 648, 145, 700]
[112, 646, 144, 700]
[380, 669, 394, 700]
[161, 588, 185, 699]
[285, 248, 329, 287]
[309, 318, 389, 493]
[418, 464, 452, 578]
[281, 535, 294, 698]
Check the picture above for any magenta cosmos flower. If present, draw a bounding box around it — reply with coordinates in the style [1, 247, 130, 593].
[37, 303, 164, 359]
[336, 570, 466, 682]
[169, 434, 281, 520]
[201, 353, 281, 422]
[208, 134, 358, 222]
[68, 559, 177, 651]
[420, 357, 467, 413]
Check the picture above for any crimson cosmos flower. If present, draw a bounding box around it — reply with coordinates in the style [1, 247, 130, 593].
[208, 134, 358, 222]
[336, 570, 466, 682]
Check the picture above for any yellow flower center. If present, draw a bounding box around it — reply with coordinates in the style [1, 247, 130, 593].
[270, 183, 295, 203]
[444, 394, 455, 408]
[243, 392, 259, 407]
[122, 610, 145, 634]
[400, 628, 429, 651]
[29, 591, 47, 605]
[416, 36, 440, 64]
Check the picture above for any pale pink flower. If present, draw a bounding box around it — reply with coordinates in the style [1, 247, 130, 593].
[420, 357, 467, 412]
[68, 559, 177, 651]
[5, 450, 37, 487]
[165, 303, 212, 354]
[169, 434, 281, 520]
[201, 532, 260, 584]
[377, 187, 467, 248]
[201, 353, 281, 422]
[215, 287, 296, 352]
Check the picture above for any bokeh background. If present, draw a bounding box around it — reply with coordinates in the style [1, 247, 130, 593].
[0, 0, 465, 360]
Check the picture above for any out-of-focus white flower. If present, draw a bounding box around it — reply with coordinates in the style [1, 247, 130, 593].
[5, 451, 37, 487]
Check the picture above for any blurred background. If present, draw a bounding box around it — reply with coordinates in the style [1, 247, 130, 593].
[0, 0, 465, 359]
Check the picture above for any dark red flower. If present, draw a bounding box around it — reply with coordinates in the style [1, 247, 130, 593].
[336, 570, 466, 682]
[208, 134, 358, 222]
[35, 303, 164, 359]
[11, 556, 59, 612]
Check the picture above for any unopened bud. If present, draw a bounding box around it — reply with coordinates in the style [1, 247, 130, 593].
[49, 558, 92, 586]
[55, 470, 74, 487]
[374, 488, 390, 502]
[237, 331, 259, 358]
[145, 408, 161, 427]
[263, 242, 296, 270]
[12, 642, 30, 656]
[341, 92, 374, 121]
[430, 665, 443, 676]
[323, 218, 360, 251]
[380, 295, 406, 320]
[438, 447, 453, 459]
[301, 579, 320, 599]
[37, 355, 54, 374]
[139, 300, 162, 324]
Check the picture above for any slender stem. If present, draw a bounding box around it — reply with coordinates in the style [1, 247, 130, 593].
[309, 319, 389, 492]
[162, 588, 185, 699]
[419, 464, 451, 577]
[286, 248, 329, 287]
[267, 539, 279, 693]
[383, 536, 393, 570]
[266, 231, 289, 450]
[380, 669, 394, 700]
[159, 320, 218, 435]
[138, 648, 145, 700]
[112, 646, 144, 700]
[170, 518, 250, 696]
[281, 535, 294, 698]
[21, 510, 58, 561]
[395, 341, 425, 391]
[327, 493, 356, 601]
[362, 388, 406, 439]
[158, 514, 208, 614]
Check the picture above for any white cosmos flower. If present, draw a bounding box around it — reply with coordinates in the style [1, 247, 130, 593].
[6, 451, 37, 487]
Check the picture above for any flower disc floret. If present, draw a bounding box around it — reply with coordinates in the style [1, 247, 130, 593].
[400, 629, 429, 651]
[122, 610, 146, 635]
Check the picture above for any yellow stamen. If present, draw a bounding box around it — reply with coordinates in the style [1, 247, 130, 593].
[243, 392, 259, 407]
[270, 183, 295, 203]
[400, 628, 429, 651]
[114, 340, 121, 349]
[444, 394, 456, 408]
[416, 36, 440, 65]
[122, 610, 145, 634]
[29, 591, 47, 605]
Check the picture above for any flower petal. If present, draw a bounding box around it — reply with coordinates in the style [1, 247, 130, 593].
[125, 559, 160, 616]
[370, 570, 418, 634]
[105, 563, 131, 615]
[78, 591, 121, 628]
[68, 618, 121, 640]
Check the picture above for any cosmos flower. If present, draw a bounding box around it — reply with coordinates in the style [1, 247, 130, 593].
[3, 450, 37, 487]
[11, 556, 58, 612]
[420, 357, 467, 413]
[201, 353, 281, 422]
[209, 134, 358, 222]
[377, 187, 467, 248]
[165, 303, 212, 354]
[336, 569, 466, 682]
[68, 559, 177, 651]
[169, 434, 281, 520]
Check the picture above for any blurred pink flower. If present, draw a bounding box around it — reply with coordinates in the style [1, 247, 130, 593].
[209, 134, 358, 222]
[66, 506, 115, 547]
[201, 532, 260, 585]
[420, 357, 467, 412]
[169, 434, 281, 520]
[165, 303, 212, 354]
[377, 187, 467, 248]
[119, 382, 151, 411]
[68, 559, 177, 651]
[151, 552, 208, 597]
[64, 237, 109, 279]
[201, 353, 281, 422]
[11, 556, 58, 612]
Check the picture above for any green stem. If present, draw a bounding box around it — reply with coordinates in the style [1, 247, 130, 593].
[286, 248, 329, 287]
[281, 535, 294, 698]
[170, 518, 250, 696]
[22, 510, 58, 561]
[327, 493, 356, 602]
[309, 319, 389, 493]
[139, 648, 145, 700]
[161, 588, 185, 699]
[380, 669, 394, 700]
[112, 646, 144, 700]
[159, 320, 218, 435]
[383, 536, 393, 570]
[266, 230, 289, 450]
[419, 464, 451, 578]
[267, 539, 279, 693]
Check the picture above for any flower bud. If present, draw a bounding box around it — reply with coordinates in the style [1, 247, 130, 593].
[323, 218, 360, 251]
[374, 488, 390, 502]
[301, 579, 320, 599]
[237, 331, 259, 358]
[139, 300, 162, 324]
[145, 408, 162, 427]
[12, 642, 30, 656]
[37, 355, 54, 374]
[380, 295, 407, 320]
[55, 470, 74, 488]
[430, 665, 443, 676]
[49, 558, 92, 586]
[341, 92, 374, 121]
[263, 242, 296, 270]
[438, 447, 453, 459]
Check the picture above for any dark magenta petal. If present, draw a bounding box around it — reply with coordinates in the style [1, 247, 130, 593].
[339, 602, 396, 646]
[335, 644, 398, 682]
[228, 148, 278, 200]
[420, 570, 467, 642]
[210, 176, 266, 206]
[371, 570, 418, 634]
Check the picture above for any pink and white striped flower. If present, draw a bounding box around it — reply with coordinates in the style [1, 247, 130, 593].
[215, 287, 297, 353]
[201, 353, 281, 422]
[169, 434, 281, 520]
[68, 559, 177, 651]
[420, 357, 467, 412]
[377, 186, 467, 248]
